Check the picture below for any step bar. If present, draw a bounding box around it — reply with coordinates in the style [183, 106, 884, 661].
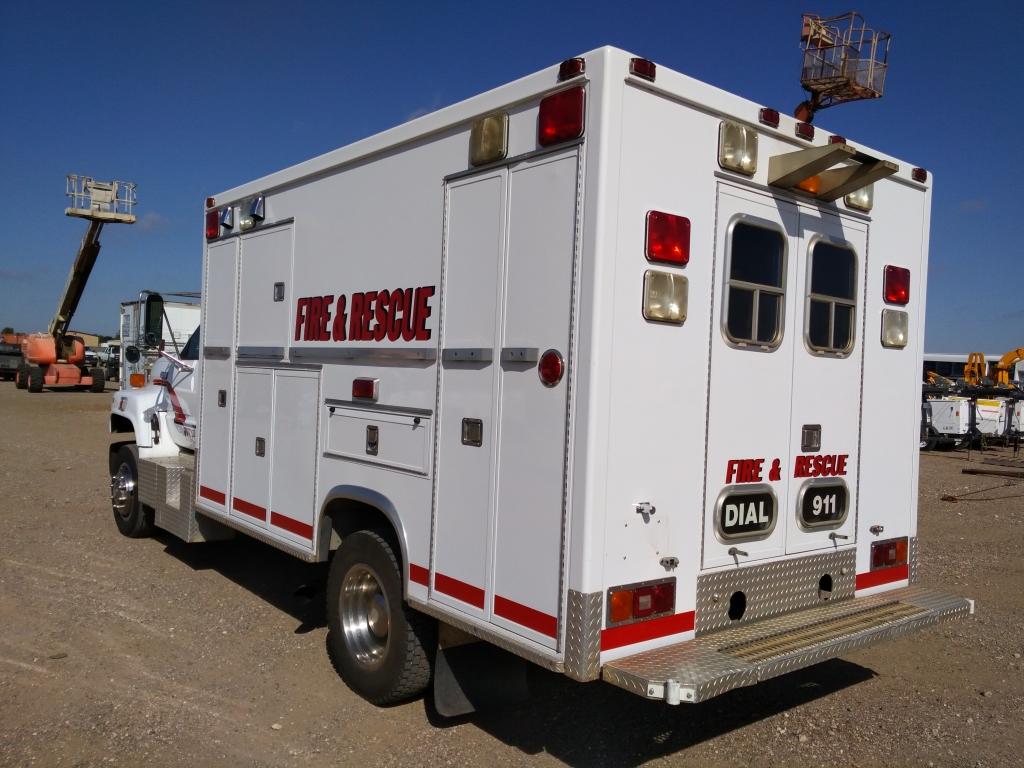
[602, 586, 972, 704]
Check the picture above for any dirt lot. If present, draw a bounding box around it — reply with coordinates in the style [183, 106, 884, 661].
[1, 383, 1022, 768]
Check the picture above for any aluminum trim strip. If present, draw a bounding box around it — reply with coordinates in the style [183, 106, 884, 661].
[291, 346, 437, 362]
[441, 347, 493, 363]
[203, 346, 231, 359]
[237, 345, 285, 358]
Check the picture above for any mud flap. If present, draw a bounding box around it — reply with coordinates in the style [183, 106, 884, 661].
[433, 641, 529, 717]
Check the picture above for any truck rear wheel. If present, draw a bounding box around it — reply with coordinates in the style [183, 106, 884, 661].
[15, 364, 28, 389]
[326, 530, 435, 705]
[110, 444, 154, 538]
[27, 366, 43, 393]
[89, 367, 106, 393]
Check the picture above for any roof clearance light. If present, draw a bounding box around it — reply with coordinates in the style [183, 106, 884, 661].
[795, 121, 815, 140]
[718, 120, 758, 175]
[829, 135, 847, 145]
[758, 107, 780, 128]
[629, 57, 656, 81]
[558, 57, 585, 81]
[469, 111, 508, 166]
[646, 210, 690, 265]
[845, 184, 874, 212]
[912, 167, 928, 183]
[205, 210, 219, 240]
[205, 196, 215, 208]
[643, 270, 688, 325]
[538, 86, 585, 147]
[884, 265, 911, 305]
[881, 309, 909, 349]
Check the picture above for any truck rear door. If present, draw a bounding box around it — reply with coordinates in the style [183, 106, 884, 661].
[702, 184, 865, 569]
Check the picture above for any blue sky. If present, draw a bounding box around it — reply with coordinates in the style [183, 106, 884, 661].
[1, 1, 1020, 352]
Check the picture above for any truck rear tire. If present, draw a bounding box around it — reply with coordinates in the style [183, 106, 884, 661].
[110, 444, 154, 538]
[89, 367, 106, 393]
[326, 530, 435, 705]
[15, 364, 28, 389]
[27, 366, 43, 393]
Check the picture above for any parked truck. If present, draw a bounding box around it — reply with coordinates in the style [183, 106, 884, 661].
[108, 46, 971, 713]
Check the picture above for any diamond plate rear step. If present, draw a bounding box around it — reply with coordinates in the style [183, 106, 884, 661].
[602, 586, 972, 704]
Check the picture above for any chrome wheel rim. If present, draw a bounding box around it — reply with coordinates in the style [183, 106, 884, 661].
[340, 564, 390, 669]
[110, 462, 136, 519]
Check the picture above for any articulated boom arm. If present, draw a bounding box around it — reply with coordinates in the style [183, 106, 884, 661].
[48, 219, 104, 342]
[995, 347, 1024, 387]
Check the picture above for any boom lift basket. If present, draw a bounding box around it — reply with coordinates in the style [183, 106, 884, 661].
[799, 12, 891, 114]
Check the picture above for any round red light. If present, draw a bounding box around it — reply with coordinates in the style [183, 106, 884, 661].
[538, 349, 564, 387]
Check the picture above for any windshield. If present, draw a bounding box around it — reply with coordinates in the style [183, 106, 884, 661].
[181, 326, 200, 361]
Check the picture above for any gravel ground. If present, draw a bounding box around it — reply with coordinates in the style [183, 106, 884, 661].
[0, 382, 1021, 767]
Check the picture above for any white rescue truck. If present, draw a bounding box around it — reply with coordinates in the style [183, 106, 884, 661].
[109, 47, 972, 710]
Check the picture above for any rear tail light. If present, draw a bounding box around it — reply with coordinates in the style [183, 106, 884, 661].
[205, 210, 219, 240]
[538, 86, 585, 147]
[645, 211, 690, 265]
[607, 579, 675, 626]
[129, 373, 145, 388]
[884, 265, 911, 304]
[629, 57, 656, 81]
[871, 537, 908, 570]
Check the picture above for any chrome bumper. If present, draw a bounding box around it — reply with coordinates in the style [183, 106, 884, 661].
[602, 586, 973, 704]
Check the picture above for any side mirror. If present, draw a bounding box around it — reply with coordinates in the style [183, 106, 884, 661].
[144, 293, 164, 349]
[125, 346, 141, 364]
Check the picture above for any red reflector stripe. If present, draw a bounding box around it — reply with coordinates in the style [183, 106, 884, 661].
[600, 611, 695, 651]
[494, 595, 558, 638]
[434, 572, 485, 608]
[199, 485, 225, 505]
[232, 496, 266, 522]
[270, 511, 313, 539]
[409, 563, 430, 586]
[856, 564, 909, 591]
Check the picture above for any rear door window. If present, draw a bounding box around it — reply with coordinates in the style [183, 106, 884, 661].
[724, 221, 786, 347]
[806, 241, 856, 355]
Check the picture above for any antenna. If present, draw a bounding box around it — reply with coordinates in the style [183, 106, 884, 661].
[795, 12, 892, 123]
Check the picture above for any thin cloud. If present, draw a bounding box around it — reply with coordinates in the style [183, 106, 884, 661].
[137, 211, 168, 232]
[0, 268, 39, 282]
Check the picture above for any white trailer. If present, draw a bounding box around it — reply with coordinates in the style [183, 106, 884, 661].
[108, 47, 971, 710]
[119, 294, 200, 387]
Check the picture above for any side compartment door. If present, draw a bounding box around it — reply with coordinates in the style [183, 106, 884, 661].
[197, 239, 239, 514]
[230, 368, 273, 527]
[268, 369, 320, 546]
[431, 169, 507, 620]
[490, 151, 578, 649]
[702, 186, 799, 569]
[786, 210, 866, 554]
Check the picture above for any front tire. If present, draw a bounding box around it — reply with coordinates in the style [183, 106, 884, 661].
[326, 530, 435, 705]
[110, 444, 154, 538]
[27, 366, 43, 392]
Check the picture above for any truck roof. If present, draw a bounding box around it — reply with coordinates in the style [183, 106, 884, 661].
[213, 46, 927, 206]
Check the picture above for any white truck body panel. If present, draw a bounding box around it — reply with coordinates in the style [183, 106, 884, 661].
[116, 47, 971, 701]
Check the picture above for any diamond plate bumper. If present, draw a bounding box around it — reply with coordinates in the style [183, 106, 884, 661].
[602, 586, 973, 704]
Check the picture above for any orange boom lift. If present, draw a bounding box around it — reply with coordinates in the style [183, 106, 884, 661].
[16, 176, 136, 392]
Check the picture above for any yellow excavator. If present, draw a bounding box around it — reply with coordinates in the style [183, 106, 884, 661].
[962, 352, 988, 387]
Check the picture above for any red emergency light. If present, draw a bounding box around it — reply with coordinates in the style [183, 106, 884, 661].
[352, 378, 378, 401]
[645, 211, 690, 265]
[538, 86, 585, 147]
[884, 265, 910, 305]
[205, 210, 219, 240]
